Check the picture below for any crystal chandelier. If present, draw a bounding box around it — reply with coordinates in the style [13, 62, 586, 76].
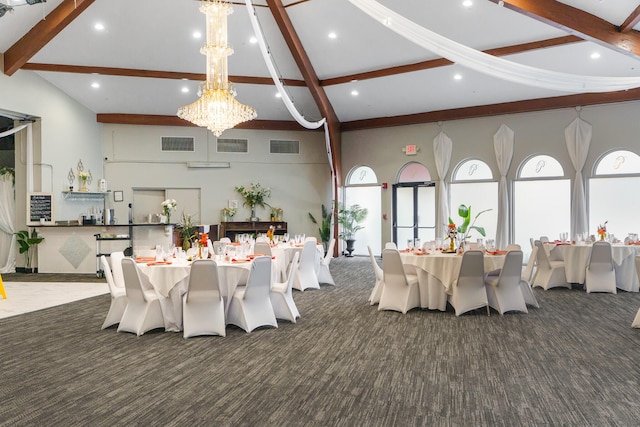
[178, 0, 256, 137]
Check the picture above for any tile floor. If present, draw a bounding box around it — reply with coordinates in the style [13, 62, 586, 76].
[0, 281, 108, 319]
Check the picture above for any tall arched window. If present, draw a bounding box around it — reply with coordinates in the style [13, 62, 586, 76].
[393, 162, 435, 247]
[450, 159, 498, 242]
[514, 154, 570, 257]
[344, 166, 381, 256]
[589, 149, 640, 239]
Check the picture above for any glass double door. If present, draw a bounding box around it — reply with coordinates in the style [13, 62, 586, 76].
[392, 182, 436, 250]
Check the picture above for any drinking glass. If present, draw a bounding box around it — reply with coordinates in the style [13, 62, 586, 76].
[435, 238, 443, 250]
[486, 239, 495, 252]
[414, 238, 421, 251]
[407, 239, 414, 251]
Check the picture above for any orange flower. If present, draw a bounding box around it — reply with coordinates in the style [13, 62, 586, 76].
[199, 233, 208, 246]
[448, 223, 457, 230]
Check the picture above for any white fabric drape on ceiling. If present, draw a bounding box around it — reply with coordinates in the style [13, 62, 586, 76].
[0, 172, 16, 273]
[565, 117, 592, 240]
[348, 0, 640, 93]
[433, 131, 452, 238]
[493, 124, 514, 250]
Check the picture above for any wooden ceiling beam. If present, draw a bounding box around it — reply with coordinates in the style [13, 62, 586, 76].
[342, 88, 640, 132]
[487, 0, 640, 58]
[4, 0, 95, 76]
[619, 4, 640, 33]
[321, 35, 580, 86]
[266, 0, 342, 187]
[96, 113, 316, 131]
[20, 63, 307, 86]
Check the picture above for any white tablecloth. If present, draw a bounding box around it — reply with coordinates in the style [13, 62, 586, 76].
[136, 258, 255, 331]
[543, 243, 640, 291]
[400, 251, 505, 310]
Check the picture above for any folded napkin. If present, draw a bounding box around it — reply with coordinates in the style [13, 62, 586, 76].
[231, 258, 249, 263]
[146, 261, 172, 266]
[415, 251, 430, 256]
[399, 249, 410, 253]
[486, 250, 507, 255]
[135, 256, 156, 263]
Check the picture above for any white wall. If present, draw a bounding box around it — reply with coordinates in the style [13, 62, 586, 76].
[342, 102, 640, 246]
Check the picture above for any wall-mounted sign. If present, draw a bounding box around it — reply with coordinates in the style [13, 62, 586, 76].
[27, 192, 54, 225]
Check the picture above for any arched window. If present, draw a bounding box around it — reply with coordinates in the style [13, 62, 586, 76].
[347, 166, 378, 185]
[344, 165, 381, 256]
[514, 154, 570, 257]
[589, 149, 640, 239]
[450, 159, 498, 243]
[398, 161, 431, 183]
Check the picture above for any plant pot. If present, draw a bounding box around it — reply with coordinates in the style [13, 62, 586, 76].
[345, 239, 356, 257]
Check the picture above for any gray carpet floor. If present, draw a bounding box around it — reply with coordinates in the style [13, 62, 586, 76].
[2, 257, 640, 426]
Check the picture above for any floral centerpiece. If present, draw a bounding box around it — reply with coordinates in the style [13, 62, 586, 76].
[161, 199, 177, 224]
[266, 225, 276, 243]
[598, 221, 608, 241]
[221, 207, 236, 222]
[178, 213, 198, 251]
[235, 183, 271, 221]
[78, 171, 90, 192]
[448, 204, 490, 251]
[446, 222, 458, 252]
[198, 232, 209, 259]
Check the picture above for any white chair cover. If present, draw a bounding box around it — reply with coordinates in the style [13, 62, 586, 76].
[226, 256, 277, 332]
[485, 250, 528, 315]
[378, 248, 420, 314]
[253, 242, 272, 257]
[585, 241, 616, 294]
[317, 238, 335, 286]
[532, 240, 569, 290]
[293, 241, 320, 291]
[368, 245, 384, 305]
[182, 259, 226, 338]
[270, 252, 301, 323]
[100, 255, 127, 329]
[117, 258, 165, 336]
[448, 250, 489, 316]
[109, 251, 126, 288]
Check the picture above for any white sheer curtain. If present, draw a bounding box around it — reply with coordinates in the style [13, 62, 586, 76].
[433, 131, 452, 238]
[565, 117, 591, 240]
[0, 172, 16, 273]
[493, 124, 514, 250]
[348, 0, 640, 93]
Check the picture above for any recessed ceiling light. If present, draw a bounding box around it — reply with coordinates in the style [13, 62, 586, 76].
[454, 74, 462, 80]
[463, 0, 473, 7]
[193, 31, 202, 39]
[91, 82, 100, 89]
[590, 52, 601, 59]
[249, 36, 257, 44]
[181, 87, 189, 93]
[275, 93, 282, 98]
[94, 23, 104, 31]
[328, 32, 337, 39]
[351, 90, 359, 96]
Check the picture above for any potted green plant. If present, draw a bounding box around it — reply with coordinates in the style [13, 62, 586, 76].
[337, 203, 368, 257]
[177, 213, 198, 251]
[15, 228, 45, 273]
[309, 204, 333, 253]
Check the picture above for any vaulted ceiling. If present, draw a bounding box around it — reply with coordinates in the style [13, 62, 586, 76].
[3, 0, 640, 132]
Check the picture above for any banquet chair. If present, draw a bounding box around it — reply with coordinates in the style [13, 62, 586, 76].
[532, 240, 569, 290]
[227, 256, 278, 332]
[293, 240, 320, 291]
[519, 246, 540, 308]
[485, 250, 528, 315]
[305, 236, 317, 243]
[256, 236, 269, 243]
[378, 248, 420, 314]
[585, 241, 616, 294]
[448, 250, 489, 316]
[253, 241, 272, 257]
[270, 252, 301, 323]
[368, 245, 384, 305]
[182, 259, 226, 338]
[110, 251, 126, 288]
[117, 258, 165, 336]
[633, 307, 640, 328]
[539, 236, 550, 243]
[100, 256, 127, 329]
[385, 242, 398, 250]
[220, 237, 231, 243]
[506, 244, 521, 251]
[317, 238, 336, 286]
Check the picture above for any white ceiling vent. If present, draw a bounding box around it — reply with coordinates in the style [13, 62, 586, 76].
[162, 136, 194, 152]
[217, 138, 248, 153]
[270, 139, 299, 154]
